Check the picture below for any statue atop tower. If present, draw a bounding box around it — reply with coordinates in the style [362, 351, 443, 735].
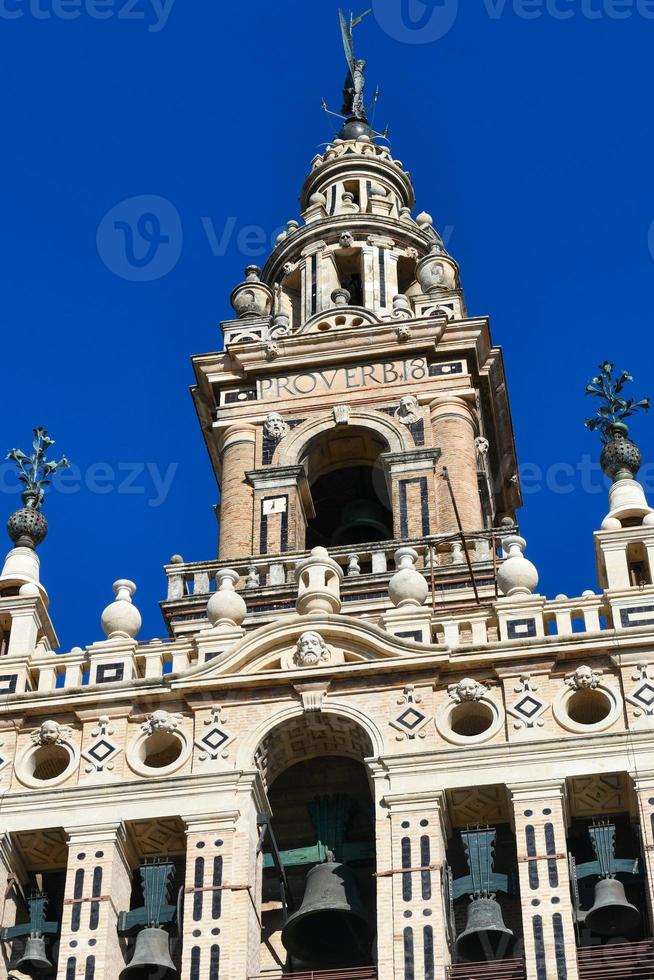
[339, 8, 371, 122]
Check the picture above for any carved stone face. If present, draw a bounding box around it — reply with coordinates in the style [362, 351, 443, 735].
[457, 678, 480, 702]
[264, 413, 288, 440]
[150, 710, 171, 733]
[40, 720, 60, 745]
[575, 666, 595, 690]
[296, 631, 327, 666]
[397, 396, 420, 424]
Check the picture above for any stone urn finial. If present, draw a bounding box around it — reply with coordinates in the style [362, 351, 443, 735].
[388, 547, 429, 608]
[206, 568, 247, 629]
[230, 266, 274, 319]
[100, 579, 142, 640]
[295, 547, 344, 615]
[496, 534, 539, 598]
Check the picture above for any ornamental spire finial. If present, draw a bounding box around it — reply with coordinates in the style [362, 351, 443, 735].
[322, 9, 387, 141]
[6, 428, 69, 549]
[584, 363, 650, 482]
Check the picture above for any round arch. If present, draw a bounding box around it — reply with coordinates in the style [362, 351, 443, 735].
[276, 409, 410, 468]
[235, 701, 384, 790]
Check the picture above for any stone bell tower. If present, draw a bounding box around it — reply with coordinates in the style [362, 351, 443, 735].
[192, 92, 521, 573]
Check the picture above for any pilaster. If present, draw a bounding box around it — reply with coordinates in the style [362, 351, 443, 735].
[509, 781, 579, 980]
[57, 822, 134, 980]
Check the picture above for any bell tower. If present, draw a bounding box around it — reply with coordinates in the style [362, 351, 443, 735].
[192, 43, 520, 571]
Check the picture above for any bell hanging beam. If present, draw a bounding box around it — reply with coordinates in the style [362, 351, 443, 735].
[0, 892, 59, 978]
[573, 822, 641, 937]
[452, 827, 515, 963]
[117, 860, 179, 980]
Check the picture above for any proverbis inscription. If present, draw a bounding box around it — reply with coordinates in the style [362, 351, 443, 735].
[258, 357, 429, 400]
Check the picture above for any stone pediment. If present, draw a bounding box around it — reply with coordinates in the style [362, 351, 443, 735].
[295, 306, 380, 336]
[171, 613, 437, 688]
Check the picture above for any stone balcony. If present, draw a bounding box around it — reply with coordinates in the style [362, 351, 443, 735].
[161, 530, 503, 637]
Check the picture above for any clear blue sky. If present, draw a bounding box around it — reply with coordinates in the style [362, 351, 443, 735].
[2, 0, 653, 650]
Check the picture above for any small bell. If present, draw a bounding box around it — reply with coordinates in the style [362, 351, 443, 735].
[15, 935, 55, 977]
[281, 861, 372, 967]
[119, 926, 177, 980]
[585, 877, 641, 937]
[456, 896, 515, 962]
[331, 500, 391, 546]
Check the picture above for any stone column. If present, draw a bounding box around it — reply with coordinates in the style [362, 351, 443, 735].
[379, 790, 450, 980]
[182, 809, 262, 980]
[429, 395, 483, 533]
[509, 781, 579, 980]
[217, 424, 256, 561]
[56, 823, 133, 980]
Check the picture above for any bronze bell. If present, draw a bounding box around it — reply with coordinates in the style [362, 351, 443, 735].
[281, 861, 372, 967]
[585, 877, 641, 937]
[331, 500, 390, 546]
[119, 926, 178, 980]
[456, 897, 515, 962]
[14, 936, 55, 977]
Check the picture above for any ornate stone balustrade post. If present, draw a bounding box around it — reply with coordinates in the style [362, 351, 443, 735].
[56, 823, 134, 980]
[509, 781, 579, 980]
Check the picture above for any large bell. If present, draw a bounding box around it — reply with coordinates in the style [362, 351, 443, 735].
[119, 926, 178, 980]
[585, 877, 641, 937]
[331, 500, 390, 546]
[281, 861, 372, 968]
[15, 936, 55, 977]
[456, 897, 515, 962]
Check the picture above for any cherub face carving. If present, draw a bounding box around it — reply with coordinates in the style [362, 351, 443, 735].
[449, 677, 487, 704]
[568, 665, 600, 691]
[39, 720, 61, 744]
[31, 719, 71, 747]
[142, 710, 182, 736]
[294, 631, 330, 667]
[264, 412, 288, 441]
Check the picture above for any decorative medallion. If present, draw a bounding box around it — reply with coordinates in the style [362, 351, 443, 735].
[390, 685, 430, 741]
[507, 674, 548, 730]
[294, 631, 331, 668]
[194, 706, 235, 761]
[626, 664, 654, 718]
[81, 716, 121, 773]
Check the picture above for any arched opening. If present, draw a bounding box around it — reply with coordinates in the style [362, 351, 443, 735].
[256, 714, 376, 974]
[303, 426, 393, 549]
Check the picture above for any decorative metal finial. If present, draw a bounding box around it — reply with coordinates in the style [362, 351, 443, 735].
[584, 362, 650, 481]
[6, 428, 69, 549]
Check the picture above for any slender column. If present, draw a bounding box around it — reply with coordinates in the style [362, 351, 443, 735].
[182, 810, 261, 980]
[217, 424, 256, 561]
[381, 791, 450, 980]
[509, 781, 579, 980]
[56, 823, 133, 980]
[633, 772, 654, 932]
[429, 396, 483, 532]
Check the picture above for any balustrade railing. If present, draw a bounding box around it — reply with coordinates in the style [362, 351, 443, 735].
[164, 530, 503, 602]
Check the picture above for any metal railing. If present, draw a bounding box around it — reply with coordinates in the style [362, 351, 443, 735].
[447, 958, 527, 980]
[577, 939, 654, 978]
